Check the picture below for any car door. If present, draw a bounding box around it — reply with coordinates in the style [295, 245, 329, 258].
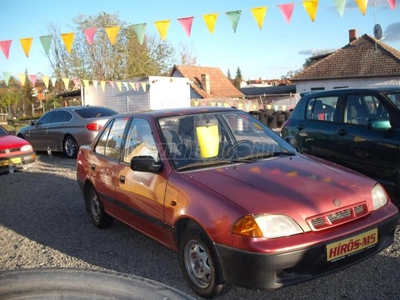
[45, 110, 72, 151]
[293, 94, 340, 161]
[334, 92, 400, 193]
[27, 111, 56, 151]
[114, 117, 169, 246]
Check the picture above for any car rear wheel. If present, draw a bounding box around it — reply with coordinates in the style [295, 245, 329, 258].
[179, 225, 228, 299]
[63, 135, 78, 159]
[87, 185, 113, 229]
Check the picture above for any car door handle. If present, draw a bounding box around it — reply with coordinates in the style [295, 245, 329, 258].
[119, 175, 125, 184]
[336, 128, 348, 136]
[296, 124, 305, 130]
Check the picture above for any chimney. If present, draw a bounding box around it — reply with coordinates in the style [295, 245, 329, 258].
[201, 74, 211, 94]
[349, 29, 357, 43]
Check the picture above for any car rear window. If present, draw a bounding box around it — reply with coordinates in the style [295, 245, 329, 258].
[74, 107, 118, 118]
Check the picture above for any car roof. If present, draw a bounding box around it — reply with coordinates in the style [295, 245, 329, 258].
[114, 106, 238, 119]
[301, 86, 400, 97]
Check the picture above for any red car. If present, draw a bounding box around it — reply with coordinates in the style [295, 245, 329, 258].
[76, 107, 399, 299]
[0, 125, 36, 173]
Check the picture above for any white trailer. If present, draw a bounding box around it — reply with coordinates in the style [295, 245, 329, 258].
[82, 76, 191, 113]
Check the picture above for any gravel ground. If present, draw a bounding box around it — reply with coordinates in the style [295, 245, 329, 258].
[1, 153, 400, 300]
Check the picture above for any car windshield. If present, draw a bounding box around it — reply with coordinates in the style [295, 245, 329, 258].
[386, 92, 400, 110]
[0, 126, 9, 136]
[158, 110, 296, 171]
[74, 107, 118, 118]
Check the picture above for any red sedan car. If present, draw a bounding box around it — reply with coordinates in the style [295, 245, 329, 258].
[0, 124, 36, 173]
[76, 107, 399, 299]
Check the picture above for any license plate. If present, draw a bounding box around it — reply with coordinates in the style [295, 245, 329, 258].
[10, 157, 22, 164]
[326, 228, 378, 262]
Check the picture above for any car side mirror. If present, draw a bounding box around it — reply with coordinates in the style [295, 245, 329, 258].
[367, 119, 392, 131]
[130, 155, 162, 173]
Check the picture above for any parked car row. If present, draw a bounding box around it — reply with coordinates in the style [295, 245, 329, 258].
[281, 86, 400, 207]
[76, 106, 398, 299]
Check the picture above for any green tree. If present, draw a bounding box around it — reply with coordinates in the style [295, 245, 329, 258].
[234, 67, 242, 88]
[227, 69, 232, 80]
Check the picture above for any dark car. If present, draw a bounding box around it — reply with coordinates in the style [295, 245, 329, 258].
[76, 106, 398, 299]
[0, 124, 36, 173]
[18, 106, 118, 158]
[281, 86, 400, 206]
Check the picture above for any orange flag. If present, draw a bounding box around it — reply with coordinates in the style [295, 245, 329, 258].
[105, 26, 120, 45]
[250, 7, 268, 30]
[303, 0, 319, 22]
[154, 20, 170, 40]
[20, 37, 34, 57]
[202, 13, 218, 34]
[61, 33, 74, 53]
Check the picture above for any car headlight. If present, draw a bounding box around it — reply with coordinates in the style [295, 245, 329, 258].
[20, 145, 33, 152]
[371, 183, 388, 210]
[233, 214, 303, 239]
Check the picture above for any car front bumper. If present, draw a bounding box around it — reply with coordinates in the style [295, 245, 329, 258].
[0, 152, 36, 173]
[215, 212, 399, 291]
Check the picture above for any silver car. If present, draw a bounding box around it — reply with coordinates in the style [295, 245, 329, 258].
[18, 106, 117, 158]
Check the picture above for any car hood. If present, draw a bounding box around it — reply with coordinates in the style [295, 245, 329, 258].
[0, 135, 30, 149]
[187, 155, 375, 222]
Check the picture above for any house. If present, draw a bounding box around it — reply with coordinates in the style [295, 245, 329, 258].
[291, 29, 400, 93]
[170, 65, 259, 110]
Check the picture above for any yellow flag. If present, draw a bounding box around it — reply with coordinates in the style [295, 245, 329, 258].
[355, 0, 368, 15]
[62, 78, 70, 89]
[60, 33, 74, 53]
[303, 1, 319, 22]
[141, 82, 147, 92]
[20, 38, 33, 57]
[116, 81, 122, 91]
[42, 75, 50, 89]
[202, 13, 218, 34]
[154, 20, 170, 40]
[82, 79, 89, 88]
[18, 73, 26, 86]
[100, 81, 106, 92]
[250, 7, 268, 30]
[105, 26, 120, 45]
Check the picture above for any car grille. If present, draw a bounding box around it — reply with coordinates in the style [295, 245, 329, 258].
[0, 147, 20, 154]
[307, 202, 369, 231]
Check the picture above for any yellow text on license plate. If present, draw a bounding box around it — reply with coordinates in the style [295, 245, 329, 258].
[326, 228, 378, 262]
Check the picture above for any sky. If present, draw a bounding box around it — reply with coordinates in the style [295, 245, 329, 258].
[0, 0, 399, 81]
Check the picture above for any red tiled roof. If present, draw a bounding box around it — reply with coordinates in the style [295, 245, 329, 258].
[170, 65, 243, 98]
[291, 34, 400, 81]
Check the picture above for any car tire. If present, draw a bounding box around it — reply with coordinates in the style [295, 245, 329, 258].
[86, 185, 113, 229]
[63, 135, 78, 159]
[179, 225, 228, 299]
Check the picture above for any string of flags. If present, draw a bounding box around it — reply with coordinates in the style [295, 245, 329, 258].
[0, 0, 397, 91]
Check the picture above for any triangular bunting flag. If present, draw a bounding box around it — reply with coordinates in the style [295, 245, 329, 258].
[93, 80, 98, 90]
[100, 81, 106, 92]
[154, 20, 170, 40]
[82, 79, 89, 87]
[51, 77, 57, 88]
[387, 0, 396, 9]
[177, 17, 194, 37]
[333, 0, 346, 17]
[129, 82, 136, 91]
[39, 35, 52, 55]
[29, 75, 36, 87]
[3, 72, 11, 85]
[226, 10, 242, 33]
[42, 75, 50, 88]
[60, 33, 74, 53]
[202, 13, 218, 34]
[250, 7, 268, 30]
[62, 78, 70, 89]
[302, 0, 319, 22]
[135, 82, 140, 91]
[132, 23, 147, 45]
[105, 26, 120, 45]
[116, 81, 122, 91]
[18, 73, 26, 86]
[109, 81, 115, 88]
[278, 3, 295, 24]
[73, 78, 80, 88]
[84, 28, 97, 45]
[141, 82, 147, 92]
[355, 0, 368, 15]
[122, 82, 129, 90]
[0, 40, 12, 59]
[20, 38, 34, 58]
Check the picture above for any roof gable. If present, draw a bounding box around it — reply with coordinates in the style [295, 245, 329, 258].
[170, 65, 243, 98]
[291, 34, 400, 81]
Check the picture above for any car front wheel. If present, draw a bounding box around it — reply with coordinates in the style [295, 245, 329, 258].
[86, 185, 113, 229]
[179, 226, 228, 299]
[63, 136, 78, 158]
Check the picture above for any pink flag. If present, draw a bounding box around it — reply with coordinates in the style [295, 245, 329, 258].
[178, 16, 194, 37]
[73, 78, 80, 88]
[84, 28, 97, 45]
[29, 75, 37, 87]
[0, 40, 12, 59]
[278, 3, 295, 24]
[387, 0, 396, 9]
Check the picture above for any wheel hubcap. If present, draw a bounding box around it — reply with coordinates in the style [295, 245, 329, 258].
[90, 192, 101, 223]
[184, 240, 212, 289]
[65, 139, 76, 157]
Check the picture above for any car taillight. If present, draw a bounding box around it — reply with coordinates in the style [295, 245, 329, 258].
[86, 123, 102, 131]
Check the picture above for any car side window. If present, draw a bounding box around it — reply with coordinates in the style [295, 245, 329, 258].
[344, 94, 386, 125]
[306, 96, 338, 122]
[123, 118, 159, 164]
[36, 111, 56, 125]
[94, 117, 129, 159]
[51, 111, 67, 123]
